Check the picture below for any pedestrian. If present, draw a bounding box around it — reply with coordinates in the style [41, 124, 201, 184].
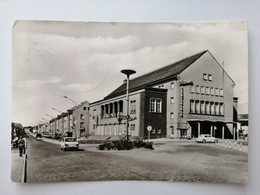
[18, 137, 25, 157]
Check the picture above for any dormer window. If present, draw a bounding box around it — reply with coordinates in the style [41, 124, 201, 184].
[208, 74, 212, 81]
[203, 73, 207, 81]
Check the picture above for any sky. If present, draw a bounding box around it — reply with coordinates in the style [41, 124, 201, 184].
[12, 21, 248, 126]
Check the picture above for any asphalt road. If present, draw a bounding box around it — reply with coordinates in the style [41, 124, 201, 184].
[26, 136, 248, 183]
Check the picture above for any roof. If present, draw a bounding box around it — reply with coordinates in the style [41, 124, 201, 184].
[104, 50, 208, 100]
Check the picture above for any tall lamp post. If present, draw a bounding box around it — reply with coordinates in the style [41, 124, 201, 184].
[52, 107, 62, 113]
[121, 69, 136, 142]
[63, 96, 77, 107]
[45, 114, 54, 118]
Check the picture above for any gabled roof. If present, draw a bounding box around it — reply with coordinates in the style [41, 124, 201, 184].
[104, 50, 208, 100]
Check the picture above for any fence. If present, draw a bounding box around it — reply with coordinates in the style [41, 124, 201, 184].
[216, 139, 248, 153]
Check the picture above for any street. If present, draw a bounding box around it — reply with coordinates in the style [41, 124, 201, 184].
[26, 136, 248, 183]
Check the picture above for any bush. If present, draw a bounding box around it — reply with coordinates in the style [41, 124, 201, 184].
[98, 140, 153, 151]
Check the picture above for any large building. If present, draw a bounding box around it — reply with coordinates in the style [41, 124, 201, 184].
[89, 50, 236, 139]
[39, 101, 90, 139]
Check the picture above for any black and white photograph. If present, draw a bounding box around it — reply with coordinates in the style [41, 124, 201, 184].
[11, 21, 248, 184]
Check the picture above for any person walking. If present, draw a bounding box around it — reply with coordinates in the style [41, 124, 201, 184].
[18, 137, 25, 157]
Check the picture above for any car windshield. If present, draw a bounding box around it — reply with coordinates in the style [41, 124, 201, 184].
[65, 138, 76, 142]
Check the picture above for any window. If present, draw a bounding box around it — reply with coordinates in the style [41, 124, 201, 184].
[170, 126, 174, 135]
[215, 88, 219, 96]
[215, 103, 219, 115]
[206, 101, 210, 114]
[80, 114, 84, 120]
[101, 105, 104, 117]
[208, 74, 212, 81]
[203, 73, 208, 80]
[83, 107, 86, 110]
[170, 97, 174, 104]
[200, 101, 205, 114]
[150, 98, 162, 113]
[201, 86, 205, 94]
[130, 124, 135, 131]
[211, 87, 214, 96]
[170, 112, 174, 119]
[130, 100, 136, 114]
[195, 100, 200, 113]
[220, 103, 224, 115]
[150, 99, 155, 112]
[206, 87, 210, 95]
[210, 102, 215, 115]
[171, 82, 175, 89]
[119, 101, 123, 113]
[190, 85, 195, 93]
[196, 85, 200, 94]
[156, 99, 162, 113]
[190, 100, 195, 113]
[80, 122, 84, 129]
[220, 89, 224, 97]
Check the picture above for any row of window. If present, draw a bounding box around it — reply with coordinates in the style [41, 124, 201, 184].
[190, 100, 224, 115]
[100, 101, 124, 118]
[191, 85, 223, 96]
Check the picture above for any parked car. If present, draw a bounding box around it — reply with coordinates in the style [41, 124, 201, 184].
[60, 137, 79, 151]
[196, 134, 218, 143]
[36, 133, 42, 141]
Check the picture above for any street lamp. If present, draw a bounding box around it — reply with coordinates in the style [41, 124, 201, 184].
[63, 96, 77, 107]
[52, 107, 62, 113]
[45, 114, 54, 118]
[121, 69, 136, 142]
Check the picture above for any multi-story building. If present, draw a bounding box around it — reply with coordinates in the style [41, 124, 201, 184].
[89, 50, 236, 139]
[46, 101, 90, 139]
[73, 101, 90, 138]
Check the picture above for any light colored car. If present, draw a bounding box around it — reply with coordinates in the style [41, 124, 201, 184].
[61, 137, 79, 151]
[196, 134, 218, 143]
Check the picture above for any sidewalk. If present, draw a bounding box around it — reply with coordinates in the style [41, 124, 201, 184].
[11, 148, 26, 183]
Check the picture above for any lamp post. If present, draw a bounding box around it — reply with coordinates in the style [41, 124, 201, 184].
[63, 96, 77, 107]
[121, 69, 136, 142]
[45, 114, 54, 118]
[52, 107, 62, 113]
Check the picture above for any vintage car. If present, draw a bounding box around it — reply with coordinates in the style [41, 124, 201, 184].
[36, 133, 42, 141]
[60, 137, 79, 151]
[196, 134, 218, 143]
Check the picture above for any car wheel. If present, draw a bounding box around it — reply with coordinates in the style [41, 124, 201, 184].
[214, 139, 218, 143]
[202, 139, 206, 143]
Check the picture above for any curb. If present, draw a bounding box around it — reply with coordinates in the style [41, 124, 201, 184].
[21, 154, 27, 183]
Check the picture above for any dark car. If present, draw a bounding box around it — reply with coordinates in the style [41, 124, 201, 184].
[36, 133, 42, 140]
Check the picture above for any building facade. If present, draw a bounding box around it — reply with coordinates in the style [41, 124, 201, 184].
[88, 50, 236, 139]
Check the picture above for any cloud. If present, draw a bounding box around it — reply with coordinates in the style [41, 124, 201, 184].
[14, 76, 63, 89]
